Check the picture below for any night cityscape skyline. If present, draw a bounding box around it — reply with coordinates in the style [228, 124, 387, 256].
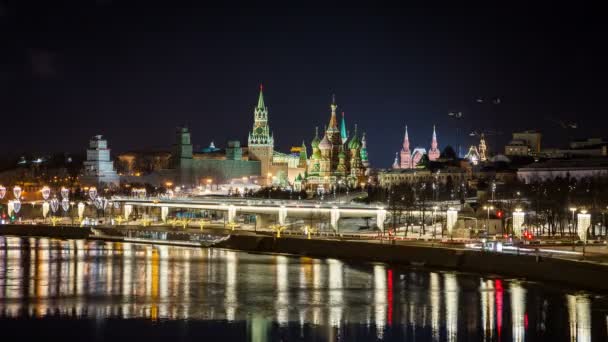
[3, 3, 608, 341]
[2, 2, 607, 166]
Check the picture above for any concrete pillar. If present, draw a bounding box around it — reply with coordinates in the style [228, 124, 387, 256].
[278, 206, 287, 225]
[446, 209, 458, 238]
[330, 207, 340, 232]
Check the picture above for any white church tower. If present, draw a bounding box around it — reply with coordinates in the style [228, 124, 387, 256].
[80, 135, 120, 187]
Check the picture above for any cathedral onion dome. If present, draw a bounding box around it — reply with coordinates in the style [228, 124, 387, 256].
[348, 124, 361, 149]
[338, 147, 347, 159]
[318, 134, 331, 150]
[295, 173, 302, 181]
[312, 149, 321, 160]
[348, 135, 361, 149]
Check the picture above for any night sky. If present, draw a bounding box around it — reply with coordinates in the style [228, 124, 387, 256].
[1, 1, 606, 166]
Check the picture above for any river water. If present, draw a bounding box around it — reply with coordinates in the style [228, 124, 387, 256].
[0, 236, 606, 341]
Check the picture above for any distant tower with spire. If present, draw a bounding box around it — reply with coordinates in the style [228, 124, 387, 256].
[392, 152, 400, 169]
[248, 84, 275, 183]
[428, 125, 440, 161]
[479, 133, 488, 162]
[400, 126, 412, 169]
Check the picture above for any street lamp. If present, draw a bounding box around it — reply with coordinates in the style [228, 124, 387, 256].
[491, 181, 496, 202]
[483, 205, 494, 232]
[432, 206, 439, 238]
[570, 207, 577, 236]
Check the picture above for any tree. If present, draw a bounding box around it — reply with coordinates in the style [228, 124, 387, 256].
[441, 145, 458, 160]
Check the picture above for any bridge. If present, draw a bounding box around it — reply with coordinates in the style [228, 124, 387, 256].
[111, 196, 388, 231]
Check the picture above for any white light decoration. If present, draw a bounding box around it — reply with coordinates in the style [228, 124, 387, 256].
[50, 198, 59, 213]
[124, 204, 132, 220]
[7, 201, 14, 216]
[113, 201, 120, 209]
[278, 206, 288, 225]
[41, 186, 51, 200]
[77, 202, 85, 220]
[577, 211, 591, 242]
[12, 200, 21, 214]
[13, 186, 22, 199]
[101, 198, 108, 210]
[0, 185, 6, 199]
[330, 207, 340, 231]
[88, 187, 97, 201]
[513, 209, 525, 238]
[376, 208, 387, 231]
[61, 198, 70, 212]
[42, 201, 50, 218]
[447, 208, 458, 237]
[60, 187, 69, 200]
[161, 206, 168, 223]
[228, 205, 237, 223]
[94, 197, 103, 209]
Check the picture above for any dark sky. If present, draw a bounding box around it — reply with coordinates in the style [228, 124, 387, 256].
[1, 1, 606, 166]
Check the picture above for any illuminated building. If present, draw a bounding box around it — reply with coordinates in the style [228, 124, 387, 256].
[80, 135, 120, 187]
[393, 125, 439, 169]
[301, 96, 369, 191]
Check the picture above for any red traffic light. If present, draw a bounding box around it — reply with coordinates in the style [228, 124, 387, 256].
[496, 210, 503, 218]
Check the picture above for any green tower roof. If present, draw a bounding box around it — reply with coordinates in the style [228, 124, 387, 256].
[257, 84, 265, 110]
[348, 124, 361, 149]
[340, 112, 348, 144]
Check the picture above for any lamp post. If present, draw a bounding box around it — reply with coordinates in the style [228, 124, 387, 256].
[432, 206, 438, 238]
[569, 207, 577, 237]
[491, 181, 496, 203]
[483, 205, 494, 233]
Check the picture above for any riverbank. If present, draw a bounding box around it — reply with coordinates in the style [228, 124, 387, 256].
[2, 224, 608, 292]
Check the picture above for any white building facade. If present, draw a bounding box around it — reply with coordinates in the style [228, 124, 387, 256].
[80, 135, 120, 187]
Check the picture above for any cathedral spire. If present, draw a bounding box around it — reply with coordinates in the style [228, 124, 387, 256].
[392, 152, 400, 169]
[328, 95, 338, 131]
[340, 112, 348, 144]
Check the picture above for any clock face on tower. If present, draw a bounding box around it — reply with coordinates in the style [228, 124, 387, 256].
[255, 127, 264, 135]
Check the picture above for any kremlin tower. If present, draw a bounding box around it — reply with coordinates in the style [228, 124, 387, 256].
[428, 125, 440, 161]
[394, 125, 440, 169]
[247, 85, 274, 183]
[400, 126, 412, 169]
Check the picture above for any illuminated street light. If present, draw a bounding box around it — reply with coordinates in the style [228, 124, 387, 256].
[483, 205, 494, 231]
[570, 207, 577, 235]
[513, 208, 525, 239]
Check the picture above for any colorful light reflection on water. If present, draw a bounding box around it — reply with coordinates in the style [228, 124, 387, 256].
[0, 236, 606, 341]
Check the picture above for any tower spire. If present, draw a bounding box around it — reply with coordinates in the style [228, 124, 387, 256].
[429, 124, 440, 161]
[340, 112, 348, 144]
[257, 84, 265, 110]
[402, 125, 410, 151]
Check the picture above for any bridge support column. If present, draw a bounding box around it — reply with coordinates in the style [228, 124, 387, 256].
[278, 206, 287, 225]
[330, 207, 340, 232]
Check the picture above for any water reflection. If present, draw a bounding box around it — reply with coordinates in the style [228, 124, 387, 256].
[0, 236, 605, 341]
[568, 294, 592, 342]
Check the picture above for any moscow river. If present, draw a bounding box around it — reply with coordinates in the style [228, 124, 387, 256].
[0, 236, 606, 341]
